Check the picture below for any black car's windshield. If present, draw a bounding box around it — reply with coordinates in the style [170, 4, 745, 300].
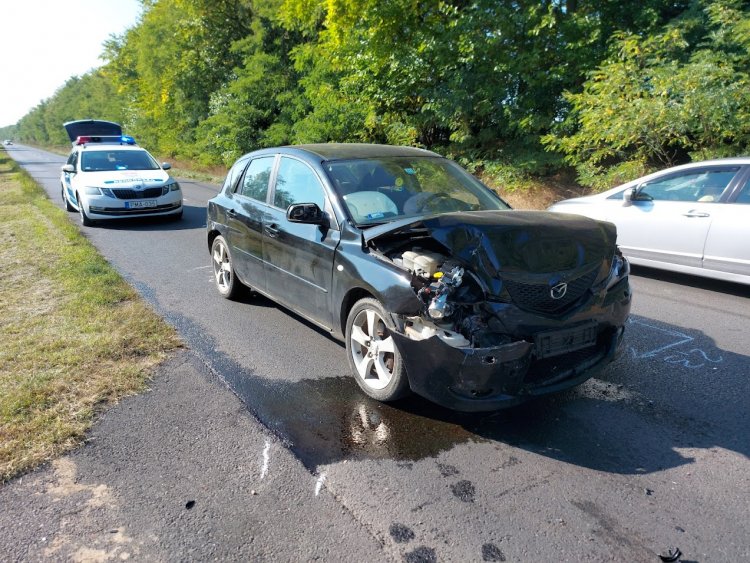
[324, 156, 509, 225]
[81, 149, 160, 172]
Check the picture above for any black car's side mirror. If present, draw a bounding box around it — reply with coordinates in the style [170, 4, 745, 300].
[287, 203, 328, 226]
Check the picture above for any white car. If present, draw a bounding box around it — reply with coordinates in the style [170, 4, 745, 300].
[60, 120, 182, 226]
[548, 158, 750, 285]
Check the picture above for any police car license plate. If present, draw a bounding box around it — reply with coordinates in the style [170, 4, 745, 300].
[125, 200, 157, 209]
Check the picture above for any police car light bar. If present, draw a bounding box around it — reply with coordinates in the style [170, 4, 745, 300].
[75, 135, 137, 146]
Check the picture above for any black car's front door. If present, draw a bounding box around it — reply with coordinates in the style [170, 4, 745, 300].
[263, 156, 339, 329]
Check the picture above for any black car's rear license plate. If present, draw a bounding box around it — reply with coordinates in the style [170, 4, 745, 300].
[534, 321, 598, 359]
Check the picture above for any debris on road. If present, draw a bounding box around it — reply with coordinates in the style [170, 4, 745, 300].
[658, 546, 682, 562]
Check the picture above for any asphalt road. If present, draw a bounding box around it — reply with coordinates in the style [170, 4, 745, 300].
[3, 143, 749, 562]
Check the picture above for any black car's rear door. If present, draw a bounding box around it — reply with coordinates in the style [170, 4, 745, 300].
[226, 156, 276, 292]
[262, 156, 339, 330]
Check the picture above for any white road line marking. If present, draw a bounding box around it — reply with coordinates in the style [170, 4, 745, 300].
[260, 440, 270, 479]
[191, 265, 212, 271]
[315, 473, 327, 496]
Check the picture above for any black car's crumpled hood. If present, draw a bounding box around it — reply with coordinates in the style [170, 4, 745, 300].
[63, 120, 122, 142]
[366, 211, 617, 296]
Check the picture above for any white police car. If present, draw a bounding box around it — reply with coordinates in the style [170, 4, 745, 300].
[60, 120, 182, 226]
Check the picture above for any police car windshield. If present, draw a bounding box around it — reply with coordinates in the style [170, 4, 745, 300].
[81, 150, 160, 172]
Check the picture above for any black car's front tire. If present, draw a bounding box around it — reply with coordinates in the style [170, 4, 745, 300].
[211, 235, 242, 299]
[345, 297, 410, 402]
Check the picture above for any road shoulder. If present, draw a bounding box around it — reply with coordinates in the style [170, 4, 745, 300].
[0, 350, 386, 561]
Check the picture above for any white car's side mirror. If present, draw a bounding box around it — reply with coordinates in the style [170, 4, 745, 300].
[62, 164, 75, 173]
[622, 187, 634, 206]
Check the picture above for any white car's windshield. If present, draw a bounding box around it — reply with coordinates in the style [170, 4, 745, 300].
[324, 156, 509, 225]
[81, 150, 160, 172]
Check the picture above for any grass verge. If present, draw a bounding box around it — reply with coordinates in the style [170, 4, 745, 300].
[0, 152, 182, 482]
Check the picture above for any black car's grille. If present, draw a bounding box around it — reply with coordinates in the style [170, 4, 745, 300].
[504, 268, 599, 314]
[111, 187, 165, 199]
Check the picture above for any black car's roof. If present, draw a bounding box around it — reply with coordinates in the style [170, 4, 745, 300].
[280, 143, 440, 161]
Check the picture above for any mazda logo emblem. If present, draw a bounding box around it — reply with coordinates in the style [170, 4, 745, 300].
[550, 282, 568, 300]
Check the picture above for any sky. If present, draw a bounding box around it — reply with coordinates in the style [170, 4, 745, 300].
[0, 0, 143, 127]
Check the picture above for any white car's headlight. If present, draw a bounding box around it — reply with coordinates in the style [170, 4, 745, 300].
[161, 181, 180, 196]
[83, 186, 102, 195]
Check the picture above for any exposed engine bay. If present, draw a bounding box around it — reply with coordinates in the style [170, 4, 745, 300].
[384, 244, 513, 350]
[365, 212, 622, 352]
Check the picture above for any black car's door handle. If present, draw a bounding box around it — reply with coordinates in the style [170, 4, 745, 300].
[683, 210, 710, 218]
[264, 223, 280, 237]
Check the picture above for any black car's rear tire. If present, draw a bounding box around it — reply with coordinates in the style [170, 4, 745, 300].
[211, 235, 242, 299]
[345, 297, 410, 402]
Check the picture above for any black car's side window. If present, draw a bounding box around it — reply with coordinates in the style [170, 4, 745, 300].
[222, 157, 249, 193]
[238, 157, 274, 202]
[273, 157, 326, 210]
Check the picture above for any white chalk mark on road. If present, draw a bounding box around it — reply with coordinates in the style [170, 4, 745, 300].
[260, 440, 270, 479]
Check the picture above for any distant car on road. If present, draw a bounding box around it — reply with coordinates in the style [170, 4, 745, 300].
[3, 139, 12, 145]
[207, 144, 631, 411]
[549, 159, 750, 285]
[60, 120, 182, 226]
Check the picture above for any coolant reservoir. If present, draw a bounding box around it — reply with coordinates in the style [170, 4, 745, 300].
[413, 252, 443, 277]
[402, 251, 418, 273]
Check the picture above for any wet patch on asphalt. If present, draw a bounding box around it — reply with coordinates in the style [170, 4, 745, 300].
[481, 542, 506, 561]
[403, 546, 437, 563]
[135, 292, 749, 476]
[450, 480, 476, 503]
[389, 522, 416, 543]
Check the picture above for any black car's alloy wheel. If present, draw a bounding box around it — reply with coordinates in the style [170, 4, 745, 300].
[211, 235, 242, 299]
[345, 297, 410, 402]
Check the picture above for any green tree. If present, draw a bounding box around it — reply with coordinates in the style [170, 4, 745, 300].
[281, 0, 691, 170]
[103, 0, 254, 158]
[194, 2, 309, 164]
[545, 0, 750, 189]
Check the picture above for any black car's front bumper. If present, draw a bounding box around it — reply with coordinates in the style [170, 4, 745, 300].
[394, 324, 626, 412]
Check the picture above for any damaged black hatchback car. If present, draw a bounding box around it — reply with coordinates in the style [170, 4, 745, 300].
[207, 144, 631, 411]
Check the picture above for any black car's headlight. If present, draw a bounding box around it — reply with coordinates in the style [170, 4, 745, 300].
[605, 250, 629, 290]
